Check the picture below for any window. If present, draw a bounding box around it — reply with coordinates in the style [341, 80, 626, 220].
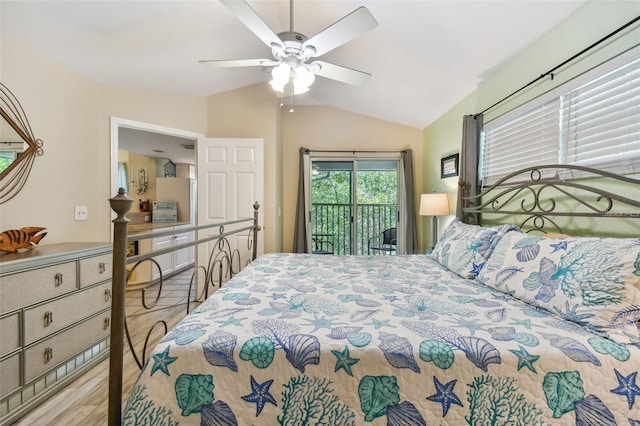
[481, 47, 640, 184]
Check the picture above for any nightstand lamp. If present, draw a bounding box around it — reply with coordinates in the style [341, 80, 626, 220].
[420, 193, 450, 249]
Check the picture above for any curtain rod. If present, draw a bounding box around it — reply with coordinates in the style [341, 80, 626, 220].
[306, 149, 408, 154]
[473, 15, 640, 119]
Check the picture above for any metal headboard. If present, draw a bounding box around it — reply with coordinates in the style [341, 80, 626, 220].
[461, 164, 640, 234]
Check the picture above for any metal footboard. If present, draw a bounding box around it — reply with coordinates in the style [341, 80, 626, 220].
[107, 189, 261, 425]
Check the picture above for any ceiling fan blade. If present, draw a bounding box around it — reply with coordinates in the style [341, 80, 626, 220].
[303, 7, 378, 57]
[199, 59, 278, 68]
[220, 0, 282, 49]
[312, 61, 371, 86]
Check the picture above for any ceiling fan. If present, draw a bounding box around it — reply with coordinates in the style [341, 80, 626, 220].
[200, 0, 378, 95]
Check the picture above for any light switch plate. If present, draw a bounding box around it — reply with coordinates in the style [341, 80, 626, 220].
[74, 205, 88, 221]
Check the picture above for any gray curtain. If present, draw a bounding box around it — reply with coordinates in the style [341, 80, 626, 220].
[456, 114, 483, 223]
[293, 147, 310, 253]
[402, 150, 418, 254]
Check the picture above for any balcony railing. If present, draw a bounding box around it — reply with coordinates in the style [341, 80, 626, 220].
[311, 203, 397, 255]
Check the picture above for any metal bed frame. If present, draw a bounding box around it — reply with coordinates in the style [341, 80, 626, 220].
[104, 165, 640, 425]
[461, 164, 640, 234]
[107, 188, 261, 425]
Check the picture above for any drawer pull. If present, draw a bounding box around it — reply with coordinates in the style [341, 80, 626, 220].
[104, 317, 110, 330]
[44, 347, 53, 363]
[99, 262, 106, 274]
[54, 273, 64, 287]
[105, 289, 112, 301]
[44, 311, 54, 327]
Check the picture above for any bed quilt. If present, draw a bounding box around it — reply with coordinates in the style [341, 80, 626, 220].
[123, 253, 640, 425]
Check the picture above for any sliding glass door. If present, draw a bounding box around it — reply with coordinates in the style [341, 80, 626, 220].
[309, 157, 402, 255]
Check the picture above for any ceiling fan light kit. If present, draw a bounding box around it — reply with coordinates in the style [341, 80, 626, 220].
[201, 0, 378, 107]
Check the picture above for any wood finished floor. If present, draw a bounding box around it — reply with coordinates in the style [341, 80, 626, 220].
[13, 268, 199, 426]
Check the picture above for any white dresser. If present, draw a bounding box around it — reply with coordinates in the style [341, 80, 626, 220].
[0, 243, 112, 425]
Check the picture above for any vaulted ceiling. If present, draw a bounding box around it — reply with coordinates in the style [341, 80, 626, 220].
[2, 0, 588, 132]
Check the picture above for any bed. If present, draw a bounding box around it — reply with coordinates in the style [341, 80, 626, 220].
[113, 165, 640, 425]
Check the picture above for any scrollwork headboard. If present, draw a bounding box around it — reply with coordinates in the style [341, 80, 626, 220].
[461, 165, 640, 236]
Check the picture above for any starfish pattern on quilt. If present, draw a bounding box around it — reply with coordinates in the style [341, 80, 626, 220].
[242, 375, 277, 416]
[371, 318, 393, 329]
[454, 318, 485, 335]
[426, 376, 463, 417]
[331, 345, 359, 376]
[610, 369, 640, 409]
[220, 316, 245, 327]
[509, 345, 540, 373]
[471, 262, 484, 275]
[150, 345, 178, 376]
[550, 241, 569, 252]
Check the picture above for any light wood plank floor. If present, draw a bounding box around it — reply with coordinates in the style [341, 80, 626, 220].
[14, 268, 199, 426]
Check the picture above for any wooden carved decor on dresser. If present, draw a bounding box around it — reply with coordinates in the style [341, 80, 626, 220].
[0, 242, 112, 424]
[0, 227, 47, 253]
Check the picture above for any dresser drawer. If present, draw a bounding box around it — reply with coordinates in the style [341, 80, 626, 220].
[80, 253, 112, 287]
[0, 262, 77, 312]
[24, 281, 112, 345]
[24, 311, 111, 383]
[0, 313, 20, 358]
[0, 352, 20, 399]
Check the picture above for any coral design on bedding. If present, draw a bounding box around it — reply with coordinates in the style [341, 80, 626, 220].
[123, 253, 640, 425]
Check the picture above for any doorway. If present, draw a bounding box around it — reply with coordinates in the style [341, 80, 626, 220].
[308, 156, 403, 255]
[109, 117, 203, 235]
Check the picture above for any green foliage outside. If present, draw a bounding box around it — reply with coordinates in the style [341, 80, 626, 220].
[312, 171, 397, 204]
[311, 170, 398, 255]
[0, 157, 11, 174]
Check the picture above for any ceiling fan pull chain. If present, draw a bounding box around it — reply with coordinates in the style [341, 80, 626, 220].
[289, 80, 295, 113]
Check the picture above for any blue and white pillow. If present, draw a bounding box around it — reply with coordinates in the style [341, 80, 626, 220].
[477, 232, 640, 345]
[430, 219, 519, 279]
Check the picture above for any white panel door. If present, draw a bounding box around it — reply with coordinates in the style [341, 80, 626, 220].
[197, 138, 264, 287]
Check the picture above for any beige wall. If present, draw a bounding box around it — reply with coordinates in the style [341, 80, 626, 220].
[1, 32, 423, 254]
[0, 32, 207, 244]
[281, 105, 423, 252]
[422, 1, 640, 241]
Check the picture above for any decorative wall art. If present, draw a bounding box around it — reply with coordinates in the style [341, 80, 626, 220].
[164, 160, 177, 177]
[441, 153, 459, 178]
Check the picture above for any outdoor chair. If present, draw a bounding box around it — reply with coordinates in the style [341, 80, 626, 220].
[368, 227, 396, 255]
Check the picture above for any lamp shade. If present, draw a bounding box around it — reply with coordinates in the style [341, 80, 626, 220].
[420, 193, 450, 216]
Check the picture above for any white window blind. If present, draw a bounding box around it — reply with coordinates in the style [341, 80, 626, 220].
[562, 56, 640, 174]
[482, 98, 560, 184]
[481, 47, 640, 184]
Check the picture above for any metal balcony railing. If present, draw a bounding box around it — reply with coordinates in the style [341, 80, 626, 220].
[311, 203, 397, 255]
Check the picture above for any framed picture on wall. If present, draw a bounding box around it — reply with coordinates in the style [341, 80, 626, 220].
[441, 153, 459, 178]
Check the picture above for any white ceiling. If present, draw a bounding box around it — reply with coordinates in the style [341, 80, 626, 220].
[1, 0, 587, 162]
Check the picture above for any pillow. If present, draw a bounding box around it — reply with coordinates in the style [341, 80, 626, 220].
[430, 219, 519, 279]
[477, 232, 640, 345]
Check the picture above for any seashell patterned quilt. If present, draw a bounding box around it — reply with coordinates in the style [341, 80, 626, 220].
[123, 253, 640, 425]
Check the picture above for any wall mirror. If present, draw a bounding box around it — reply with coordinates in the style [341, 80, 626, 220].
[0, 83, 43, 203]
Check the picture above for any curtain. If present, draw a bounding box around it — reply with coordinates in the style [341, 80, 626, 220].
[293, 148, 310, 253]
[402, 150, 418, 254]
[117, 162, 129, 194]
[456, 114, 482, 223]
